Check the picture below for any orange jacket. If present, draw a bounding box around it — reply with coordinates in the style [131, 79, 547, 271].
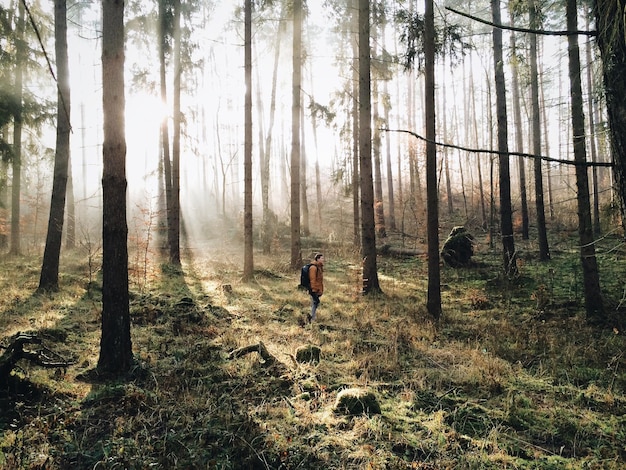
[309, 261, 324, 295]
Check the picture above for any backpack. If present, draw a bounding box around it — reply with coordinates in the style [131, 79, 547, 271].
[299, 263, 314, 291]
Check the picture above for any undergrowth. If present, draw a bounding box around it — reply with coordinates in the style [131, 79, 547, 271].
[0, 231, 625, 469]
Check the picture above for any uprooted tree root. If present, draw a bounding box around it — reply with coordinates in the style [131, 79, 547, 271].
[0, 332, 74, 381]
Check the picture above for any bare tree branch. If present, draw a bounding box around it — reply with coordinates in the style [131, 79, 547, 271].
[382, 128, 613, 168]
[446, 6, 596, 37]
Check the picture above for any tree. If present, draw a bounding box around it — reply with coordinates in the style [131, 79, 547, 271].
[290, 0, 303, 270]
[159, 0, 173, 255]
[39, 0, 71, 292]
[529, 0, 550, 261]
[10, 0, 25, 256]
[98, 0, 133, 376]
[491, 0, 517, 277]
[243, 0, 254, 280]
[595, 0, 626, 233]
[508, 15, 529, 240]
[567, 0, 604, 322]
[359, 0, 381, 294]
[169, 0, 182, 266]
[424, 0, 440, 320]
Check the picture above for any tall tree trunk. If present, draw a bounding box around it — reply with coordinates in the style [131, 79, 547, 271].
[372, 72, 386, 238]
[39, 0, 71, 291]
[290, 0, 302, 270]
[10, 1, 25, 256]
[159, 0, 172, 255]
[243, 0, 254, 280]
[300, 103, 310, 237]
[0, 157, 7, 250]
[509, 20, 529, 240]
[261, 7, 284, 254]
[383, 44, 396, 231]
[468, 55, 487, 229]
[529, 0, 550, 260]
[567, 0, 604, 322]
[359, 0, 380, 294]
[491, 0, 518, 277]
[98, 0, 132, 376]
[595, 0, 626, 233]
[584, 14, 600, 235]
[65, 154, 75, 249]
[169, 0, 181, 265]
[425, 0, 440, 320]
[351, 0, 360, 248]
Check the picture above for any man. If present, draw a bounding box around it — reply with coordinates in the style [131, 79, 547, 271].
[308, 253, 324, 323]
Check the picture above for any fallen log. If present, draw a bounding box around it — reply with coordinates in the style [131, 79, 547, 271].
[0, 332, 73, 381]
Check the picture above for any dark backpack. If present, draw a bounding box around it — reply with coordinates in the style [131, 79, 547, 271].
[299, 263, 314, 291]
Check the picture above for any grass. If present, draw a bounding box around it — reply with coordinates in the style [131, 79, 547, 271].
[0, 230, 625, 469]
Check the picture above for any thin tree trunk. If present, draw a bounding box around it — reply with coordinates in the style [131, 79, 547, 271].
[425, 0, 440, 320]
[300, 103, 310, 237]
[492, 0, 518, 277]
[159, 0, 173, 255]
[261, 9, 284, 254]
[359, 0, 381, 294]
[509, 19, 529, 240]
[529, 0, 550, 260]
[243, 0, 254, 279]
[585, 14, 600, 235]
[39, 0, 72, 291]
[567, 0, 604, 322]
[10, 1, 25, 256]
[169, 0, 181, 265]
[65, 153, 75, 249]
[290, 0, 302, 270]
[372, 70, 386, 238]
[351, 2, 360, 248]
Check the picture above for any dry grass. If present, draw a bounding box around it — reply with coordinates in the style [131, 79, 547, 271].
[1, 230, 626, 469]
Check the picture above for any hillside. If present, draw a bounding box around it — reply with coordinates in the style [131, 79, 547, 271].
[1, 230, 625, 469]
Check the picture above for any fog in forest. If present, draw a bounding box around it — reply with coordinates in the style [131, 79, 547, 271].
[2, 0, 614, 261]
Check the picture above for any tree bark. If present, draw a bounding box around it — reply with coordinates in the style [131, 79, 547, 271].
[509, 19, 529, 240]
[425, 0, 440, 320]
[592, 2, 625, 232]
[290, 0, 303, 270]
[243, 0, 254, 280]
[567, 0, 604, 322]
[491, 0, 518, 277]
[359, 0, 381, 294]
[10, 1, 25, 256]
[159, 0, 173, 256]
[98, 0, 132, 376]
[351, 0, 360, 248]
[39, 0, 71, 292]
[529, 0, 550, 260]
[169, 0, 181, 266]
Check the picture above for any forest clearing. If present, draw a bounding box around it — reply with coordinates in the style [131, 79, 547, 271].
[1, 224, 625, 469]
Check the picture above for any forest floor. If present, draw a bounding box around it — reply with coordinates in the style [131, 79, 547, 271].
[1, 227, 626, 469]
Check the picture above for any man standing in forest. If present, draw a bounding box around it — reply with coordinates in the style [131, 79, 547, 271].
[308, 253, 324, 323]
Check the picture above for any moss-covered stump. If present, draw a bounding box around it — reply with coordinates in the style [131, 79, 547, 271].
[334, 388, 381, 416]
[441, 226, 474, 268]
[295, 345, 321, 364]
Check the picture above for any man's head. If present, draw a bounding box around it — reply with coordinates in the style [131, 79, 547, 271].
[315, 253, 324, 264]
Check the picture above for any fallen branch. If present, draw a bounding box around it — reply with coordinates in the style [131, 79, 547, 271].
[228, 341, 276, 364]
[0, 332, 74, 380]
